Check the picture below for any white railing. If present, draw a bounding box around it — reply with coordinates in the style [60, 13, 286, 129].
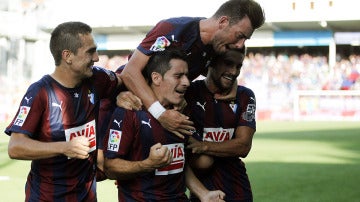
[293, 90, 360, 121]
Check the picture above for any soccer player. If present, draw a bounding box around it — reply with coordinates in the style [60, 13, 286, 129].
[5, 21, 121, 201]
[103, 48, 225, 202]
[185, 48, 256, 201]
[120, 0, 265, 138]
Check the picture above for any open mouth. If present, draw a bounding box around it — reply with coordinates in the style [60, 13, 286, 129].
[223, 75, 234, 81]
[175, 89, 186, 96]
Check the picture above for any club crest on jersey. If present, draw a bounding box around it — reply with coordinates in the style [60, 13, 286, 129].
[14, 106, 30, 126]
[203, 128, 234, 142]
[107, 129, 122, 152]
[65, 120, 96, 152]
[150, 36, 171, 52]
[88, 90, 95, 104]
[156, 143, 185, 175]
[229, 101, 238, 113]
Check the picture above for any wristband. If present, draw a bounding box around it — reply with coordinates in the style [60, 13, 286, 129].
[148, 101, 166, 119]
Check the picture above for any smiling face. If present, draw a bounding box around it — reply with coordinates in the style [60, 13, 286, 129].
[208, 50, 244, 94]
[212, 15, 254, 54]
[67, 33, 99, 79]
[152, 58, 190, 107]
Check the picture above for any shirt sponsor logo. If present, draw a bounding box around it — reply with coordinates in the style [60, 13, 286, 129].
[14, 106, 30, 126]
[65, 120, 96, 152]
[203, 128, 234, 142]
[150, 36, 171, 52]
[155, 143, 185, 175]
[107, 129, 121, 152]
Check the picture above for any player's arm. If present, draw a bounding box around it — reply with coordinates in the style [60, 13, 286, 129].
[185, 165, 225, 202]
[8, 133, 90, 160]
[120, 49, 156, 109]
[187, 126, 255, 158]
[120, 50, 194, 138]
[96, 149, 107, 181]
[104, 143, 172, 180]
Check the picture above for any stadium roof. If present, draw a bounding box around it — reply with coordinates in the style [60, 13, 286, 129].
[36, 0, 360, 34]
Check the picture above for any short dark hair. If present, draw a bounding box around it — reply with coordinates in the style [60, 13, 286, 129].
[213, 0, 265, 29]
[143, 48, 188, 84]
[210, 47, 246, 68]
[50, 21, 92, 66]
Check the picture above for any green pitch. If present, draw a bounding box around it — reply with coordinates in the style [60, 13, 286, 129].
[1, 121, 359, 202]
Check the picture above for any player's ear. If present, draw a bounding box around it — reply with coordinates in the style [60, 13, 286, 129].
[218, 16, 230, 29]
[62, 50, 72, 65]
[151, 72, 162, 86]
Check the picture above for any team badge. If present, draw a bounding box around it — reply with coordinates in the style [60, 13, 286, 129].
[88, 90, 95, 104]
[150, 36, 171, 52]
[229, 101, 237, 113]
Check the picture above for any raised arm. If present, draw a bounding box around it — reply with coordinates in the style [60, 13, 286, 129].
[8, 133, 90, 160]
[120, 50, 194, 138]
[120, 50, 156, 109]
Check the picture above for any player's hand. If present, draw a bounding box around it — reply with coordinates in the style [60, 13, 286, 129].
[214, 81, 237, 101]
[143, 143, 172, 169]
[64, 136, 91, 159]
[116, 91, 143, 111]
[200, 190, 226, 202]
[158, 109, 194, 139]
[187, 137, 208, 153]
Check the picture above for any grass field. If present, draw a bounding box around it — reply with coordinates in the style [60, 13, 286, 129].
[1, 121, 359, 202]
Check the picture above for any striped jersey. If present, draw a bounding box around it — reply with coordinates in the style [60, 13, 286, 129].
[103, 107, 189, 202]
[138, 17, 214, 81]
[185, 80, 256, 202]
[5, 66, 118, 202]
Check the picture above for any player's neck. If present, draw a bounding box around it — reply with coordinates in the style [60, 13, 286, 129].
[51, 67, 82, 88]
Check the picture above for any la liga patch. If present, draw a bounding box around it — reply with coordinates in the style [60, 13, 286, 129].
[108, 129, 122, 152]
[14, 106, 30, 126]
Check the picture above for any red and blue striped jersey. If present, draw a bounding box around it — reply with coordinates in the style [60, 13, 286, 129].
[138, 17, 213, 81]
[103, 107, 189, 202]
[5, 66, 118, 202]
[185, 80, 256, 202]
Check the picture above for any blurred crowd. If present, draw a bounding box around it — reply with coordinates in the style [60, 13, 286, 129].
[2, 52, 359, 122]
[98, 52, 360, 92]
[240, 52, 360, 91]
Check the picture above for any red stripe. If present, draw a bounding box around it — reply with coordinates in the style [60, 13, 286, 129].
[158, 161, 184, 171]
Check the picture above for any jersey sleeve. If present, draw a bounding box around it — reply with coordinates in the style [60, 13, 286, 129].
[5, 82, 46, 138]
[137, 20, 174, 56]
[237, 86, 256, 130]
[103, 108, 137, 159]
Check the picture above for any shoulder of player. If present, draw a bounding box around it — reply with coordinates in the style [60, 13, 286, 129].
[237, 85, 255, 96]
